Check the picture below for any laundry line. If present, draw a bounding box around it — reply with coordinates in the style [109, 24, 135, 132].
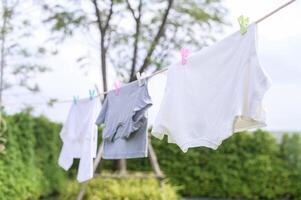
[2, 67, 168, 107]
[1, 0, 296, 107]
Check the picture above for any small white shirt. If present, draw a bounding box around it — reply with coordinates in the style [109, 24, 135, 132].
[58, 98, 100, 182]
[152, 23, 272, 152]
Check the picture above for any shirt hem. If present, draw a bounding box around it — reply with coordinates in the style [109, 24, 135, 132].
[102, 151, 147, 160]
[234, 121, 267, 133]
[179, 138, 221, 153]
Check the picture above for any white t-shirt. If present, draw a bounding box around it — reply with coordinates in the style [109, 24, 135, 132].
[152, 23, 272, 152]
[58, 98, 100, 182]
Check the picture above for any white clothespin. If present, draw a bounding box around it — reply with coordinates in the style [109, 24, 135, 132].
[136, 72, 146, 86]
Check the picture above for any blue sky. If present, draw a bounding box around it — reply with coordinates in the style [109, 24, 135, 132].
[3, 0, 301, 131]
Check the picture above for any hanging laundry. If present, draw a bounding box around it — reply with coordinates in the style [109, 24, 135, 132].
[152, 23, 272, 153]
[58, 98, 100, 182]
[96, 79, 153, 159]
[147, 71, 167, 127]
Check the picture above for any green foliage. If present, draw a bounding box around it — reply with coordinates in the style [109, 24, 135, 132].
[125, 130, 301, 199]
[60, 173, 179, 200]
[0, 1, 50, 93]
[0, 113, 66, 200]
[42, 0, 227, 80]
[0, 114, 7, 153]
[1, 113, 301, 200]
[43, 9, 88, 36]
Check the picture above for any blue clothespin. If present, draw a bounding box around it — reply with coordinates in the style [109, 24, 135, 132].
[238, 15, 249, 35]
[73, 96, 79, 105]
[89, 90, 96, 100]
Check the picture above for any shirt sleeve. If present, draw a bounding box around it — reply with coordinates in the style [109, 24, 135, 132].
[95, 96, 109, 125]
[130, 83, 153, 136]
[243, 23, 272, 120]
[250, 23, 272, 103]
[247, 53, 272, 120]
[58, 142, 74, 171]
[77, 136, 94, 182]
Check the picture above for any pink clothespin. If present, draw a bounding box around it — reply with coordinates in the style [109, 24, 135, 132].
[180, 48, 189, 65]
[114, 80, 121, 96]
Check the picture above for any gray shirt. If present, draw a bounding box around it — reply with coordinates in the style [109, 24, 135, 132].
[95, 79, 152, 159]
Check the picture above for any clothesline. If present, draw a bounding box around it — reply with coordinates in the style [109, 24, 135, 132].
[255, 0, 296, 24]
[2, 0, 296, 107]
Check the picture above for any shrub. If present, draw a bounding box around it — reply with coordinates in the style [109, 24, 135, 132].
[0, 113, 67, 200]
[60, 172, 179, 200]
[0, 114, 6, 154]
[125, 130, 301, 199]
[1, 112, 301, 200]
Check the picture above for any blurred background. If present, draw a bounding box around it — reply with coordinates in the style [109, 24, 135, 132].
[0, 0, 300, 199]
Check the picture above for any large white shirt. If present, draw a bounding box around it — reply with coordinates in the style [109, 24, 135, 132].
[148, 72, 167, 127]
[58, 98, 100, 182]
[152, 24, 272, 152]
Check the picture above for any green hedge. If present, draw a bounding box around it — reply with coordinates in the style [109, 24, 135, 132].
[1, 112, 301, 200]
[60, 173, 179, 200]
[124, 130, 301, 199]
[0, 114, 6, 153]
[0, 112, 67, 200]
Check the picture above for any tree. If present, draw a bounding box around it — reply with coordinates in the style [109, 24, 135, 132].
[0, 0, 54, 155]
[0, 0, 50, 106]
[41, 0, 227, 171]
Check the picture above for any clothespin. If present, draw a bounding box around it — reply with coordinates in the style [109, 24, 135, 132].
[238, 15, 249, 35]
[180, 48, 189, 65]
[136, 72, 146, 86]
[89, 89, 96, 100]
[114, 80, 121, 96]
[73, 96, 79, 105]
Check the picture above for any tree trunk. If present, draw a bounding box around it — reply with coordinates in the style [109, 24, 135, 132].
[116, 159, 127, 174]
[100, 36, 107, 92]
[100, 27, 126, 174]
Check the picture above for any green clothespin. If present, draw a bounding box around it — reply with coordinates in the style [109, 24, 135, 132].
[238, 15, 249, 35]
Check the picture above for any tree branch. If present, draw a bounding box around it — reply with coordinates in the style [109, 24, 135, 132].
[152, 27, 177, 71]
[128, 0, 142, 81]
[91, 0, 104, 34]
[91, 0, 113, 36]
[103, 0, 114, 33]
[103, 0, 114, 52]
[91, 0, 114, 93]
[125, 0, 137, 20]
[138, 0, 173, 73]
